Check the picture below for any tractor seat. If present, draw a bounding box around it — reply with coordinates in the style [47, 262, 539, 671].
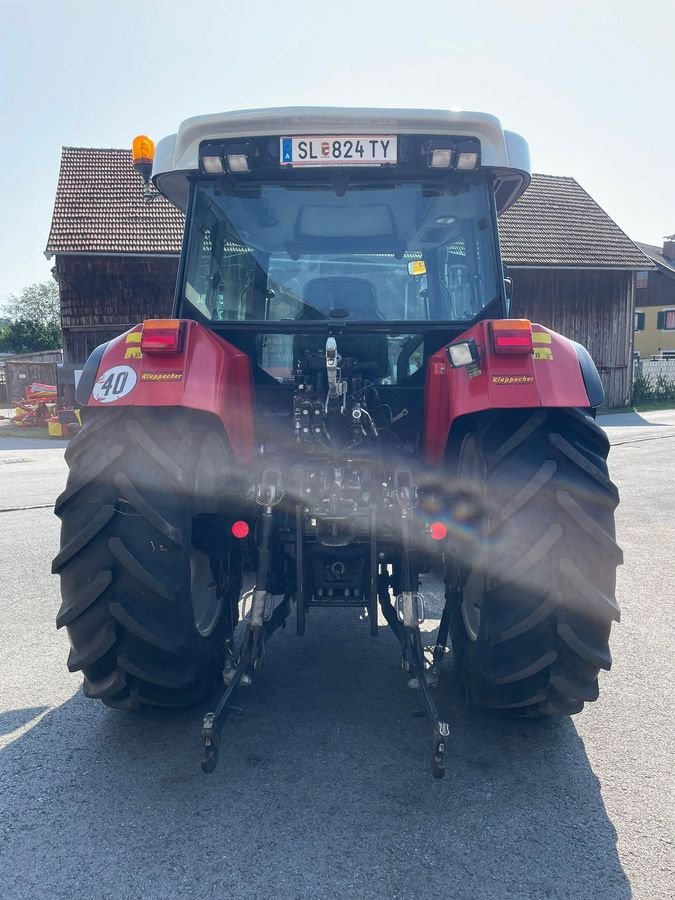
[301, 277, 380, 320]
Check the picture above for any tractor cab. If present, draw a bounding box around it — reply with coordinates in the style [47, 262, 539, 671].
[140, 109, 529, 373]
[134, 108, 531, 457]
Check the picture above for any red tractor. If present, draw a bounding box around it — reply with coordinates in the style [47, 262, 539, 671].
[53, 108, 621, 776]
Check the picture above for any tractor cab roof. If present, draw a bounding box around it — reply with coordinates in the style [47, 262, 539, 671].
[152, 107, 531, 214]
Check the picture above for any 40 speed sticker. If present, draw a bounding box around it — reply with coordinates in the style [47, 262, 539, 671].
[92, 365, 137, 403]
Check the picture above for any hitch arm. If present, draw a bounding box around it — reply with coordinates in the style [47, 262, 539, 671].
[201, 638, 253, 774]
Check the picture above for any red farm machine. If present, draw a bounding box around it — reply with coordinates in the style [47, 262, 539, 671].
[53, 108, 621, 776]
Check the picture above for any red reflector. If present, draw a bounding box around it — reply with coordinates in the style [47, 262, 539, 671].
[141, 320, 184, 353]
[496, 335, 531, 347]
[492, 331, 533, 355]
[430, 522, 448, 541]
[231, 520, 250, 539]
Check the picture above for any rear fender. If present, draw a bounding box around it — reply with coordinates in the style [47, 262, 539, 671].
[76, 320, 255, 464]
[424, 320, 596, 464]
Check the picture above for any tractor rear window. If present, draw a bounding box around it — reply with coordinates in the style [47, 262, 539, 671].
[183, 179, 500, 323]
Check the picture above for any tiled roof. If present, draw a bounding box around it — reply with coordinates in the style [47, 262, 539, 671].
[499, 174, 650, 269]
[45, 148, 184, 255]
[634, 241, 675, 278]
[46, 151, 650, 270]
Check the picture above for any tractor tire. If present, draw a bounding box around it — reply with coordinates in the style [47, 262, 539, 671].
[450, 408, 622, 716]
[52, 408, 240, 709]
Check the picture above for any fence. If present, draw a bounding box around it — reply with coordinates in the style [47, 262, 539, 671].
[633, 357, 675, 404]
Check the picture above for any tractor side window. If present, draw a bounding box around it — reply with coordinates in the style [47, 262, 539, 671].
[185, 191, 261, 321]
[435, 221, 496, 320]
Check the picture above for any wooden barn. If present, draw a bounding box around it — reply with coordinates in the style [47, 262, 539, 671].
[45, 151, 650, 407]
[500, 175, 650, 407]
[45, 148, 183, 366]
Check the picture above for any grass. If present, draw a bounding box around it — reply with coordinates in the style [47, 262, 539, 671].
[0, 419, 55, 440]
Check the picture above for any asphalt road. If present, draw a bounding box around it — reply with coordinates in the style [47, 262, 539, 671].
[0, 412, 673, 899]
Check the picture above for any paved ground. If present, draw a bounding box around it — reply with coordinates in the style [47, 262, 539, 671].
[0, 411, 673, 899]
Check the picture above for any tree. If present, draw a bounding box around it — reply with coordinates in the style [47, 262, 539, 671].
[2, 280, 60, 328]
[0, 319, 62, 354]
[0, 280, 61, 353]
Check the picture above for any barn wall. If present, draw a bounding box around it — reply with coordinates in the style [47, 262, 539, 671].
[56, 254, 179, 364]
[637, 268, 675, 307]
[510, 268, 634, 408]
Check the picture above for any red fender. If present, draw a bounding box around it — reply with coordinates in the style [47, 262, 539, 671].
[82, 320, 255, 463]
[424, 320, 591, 463]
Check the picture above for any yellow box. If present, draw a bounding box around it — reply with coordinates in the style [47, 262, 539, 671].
[48, 420, 64, 437]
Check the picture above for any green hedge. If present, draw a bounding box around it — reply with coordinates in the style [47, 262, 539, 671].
[632, 369, 675, 404]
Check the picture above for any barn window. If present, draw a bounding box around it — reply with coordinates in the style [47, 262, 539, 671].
[657, 309, 675, 330]
[634, 310, 645, 331]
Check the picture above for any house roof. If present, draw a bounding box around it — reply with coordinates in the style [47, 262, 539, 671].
[45, 148, 184, 256]
[634, 241, 675, 278]
[46, 148, 650, 270]
[499, 174, 650, 269]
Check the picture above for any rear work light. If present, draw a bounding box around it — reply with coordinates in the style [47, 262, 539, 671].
[140, 319, 185, 353]
[490, 320, 533, 355]
[447, 338, 480, 368]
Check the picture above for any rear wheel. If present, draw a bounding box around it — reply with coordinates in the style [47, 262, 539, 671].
[52, 408, 242, 708]
[450, 408, 622, 715]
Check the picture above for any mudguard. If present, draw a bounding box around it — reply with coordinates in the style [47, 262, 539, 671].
[76, 320, 255, 463]
[424, 320, 598, 463]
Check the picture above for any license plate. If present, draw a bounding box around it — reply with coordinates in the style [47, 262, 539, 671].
[280, 135, 397, 167]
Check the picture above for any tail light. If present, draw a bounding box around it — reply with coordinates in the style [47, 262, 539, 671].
[231, 520, 250, 539]
[490, 319, 533, 355]
[141, 319, 185, 353]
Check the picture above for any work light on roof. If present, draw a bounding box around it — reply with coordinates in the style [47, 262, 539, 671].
[424, 139, 454, 169]
[199, 143, 225, 175]
[455, 140, 481, 171]
[456, 152, 479, 170]
[430, 148, 453, 168]
[202, 155, 225, 174]
[227, 154, 250, 173]
[224, 143, 253, 174]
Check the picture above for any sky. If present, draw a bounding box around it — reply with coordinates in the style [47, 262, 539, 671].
[1, 0, 673, 304]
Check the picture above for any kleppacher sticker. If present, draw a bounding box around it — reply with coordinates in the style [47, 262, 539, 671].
[492, 374, 535, 385]
[92, 365, 138, 402]
[140, 371, 183, 382]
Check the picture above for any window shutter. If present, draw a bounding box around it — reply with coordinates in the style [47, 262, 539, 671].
[636, 311, 645, 331]
[657, 310, 666, 329]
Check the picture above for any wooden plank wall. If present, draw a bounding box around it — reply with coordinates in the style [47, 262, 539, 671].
[5, 351, 63, 404]
[637, 269, 675, 307]
[56, 255, 178, 364]
[510, 268, 634, 408]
